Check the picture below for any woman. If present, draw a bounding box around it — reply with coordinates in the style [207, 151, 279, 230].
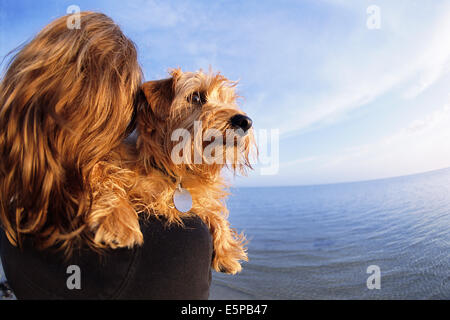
[0, 12, 212, 299]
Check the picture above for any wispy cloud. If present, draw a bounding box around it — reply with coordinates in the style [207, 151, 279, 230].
[278, 99, 450, 185]
[264, 1, 450, 137]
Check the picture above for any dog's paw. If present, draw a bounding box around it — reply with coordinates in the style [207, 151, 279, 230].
[212, 244, 248, 275]
[214, 258, 244, 275]
[94, 223, 143, 249]
[92, 209, 144, 249]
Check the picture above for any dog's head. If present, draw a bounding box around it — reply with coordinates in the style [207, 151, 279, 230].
[137, 69, 256, 179]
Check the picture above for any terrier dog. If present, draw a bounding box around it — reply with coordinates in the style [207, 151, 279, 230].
[88, 69, 255, 274]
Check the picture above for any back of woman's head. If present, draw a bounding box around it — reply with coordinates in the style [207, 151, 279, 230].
[0, 11, 143, 254]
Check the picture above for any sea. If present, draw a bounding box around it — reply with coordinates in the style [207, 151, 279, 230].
[210, 168, 450, 299]
[1, 168, 450, 299]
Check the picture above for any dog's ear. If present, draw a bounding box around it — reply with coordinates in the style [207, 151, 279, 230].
[141, 78, 175, 119]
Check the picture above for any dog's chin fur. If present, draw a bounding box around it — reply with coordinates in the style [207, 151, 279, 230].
[89, 69, 256, 274]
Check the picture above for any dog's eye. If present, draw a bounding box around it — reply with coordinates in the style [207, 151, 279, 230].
[188, 91, 207, 105]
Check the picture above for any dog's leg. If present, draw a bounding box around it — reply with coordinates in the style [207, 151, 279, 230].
[88, 162, 143, 249]
[209, 214, 248, 274]
[89, 197, 143, 249]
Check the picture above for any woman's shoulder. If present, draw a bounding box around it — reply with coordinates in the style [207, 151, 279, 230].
[0, 215, 213, 300]
[141, 215, 213, 254]
[116, 215, 213, 299]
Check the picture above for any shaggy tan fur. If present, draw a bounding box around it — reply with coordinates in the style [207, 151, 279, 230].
[89, 69, 256, 274]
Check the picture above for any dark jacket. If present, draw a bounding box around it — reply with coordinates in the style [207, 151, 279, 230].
[0, 215, 213, 299]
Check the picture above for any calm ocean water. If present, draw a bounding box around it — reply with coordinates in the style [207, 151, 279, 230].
[1, 168, 450, 299]
[210, 168, 450, 299]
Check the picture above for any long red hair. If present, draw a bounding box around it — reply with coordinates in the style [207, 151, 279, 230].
[0, 12, 143, 254]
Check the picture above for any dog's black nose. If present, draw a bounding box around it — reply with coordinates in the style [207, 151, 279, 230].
[230, 114, 253, 132]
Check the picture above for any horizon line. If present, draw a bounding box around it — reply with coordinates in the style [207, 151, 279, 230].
[235, 165, 450, 189]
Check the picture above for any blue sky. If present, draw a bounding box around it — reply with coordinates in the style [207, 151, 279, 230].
[1, 0, 450, 187]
